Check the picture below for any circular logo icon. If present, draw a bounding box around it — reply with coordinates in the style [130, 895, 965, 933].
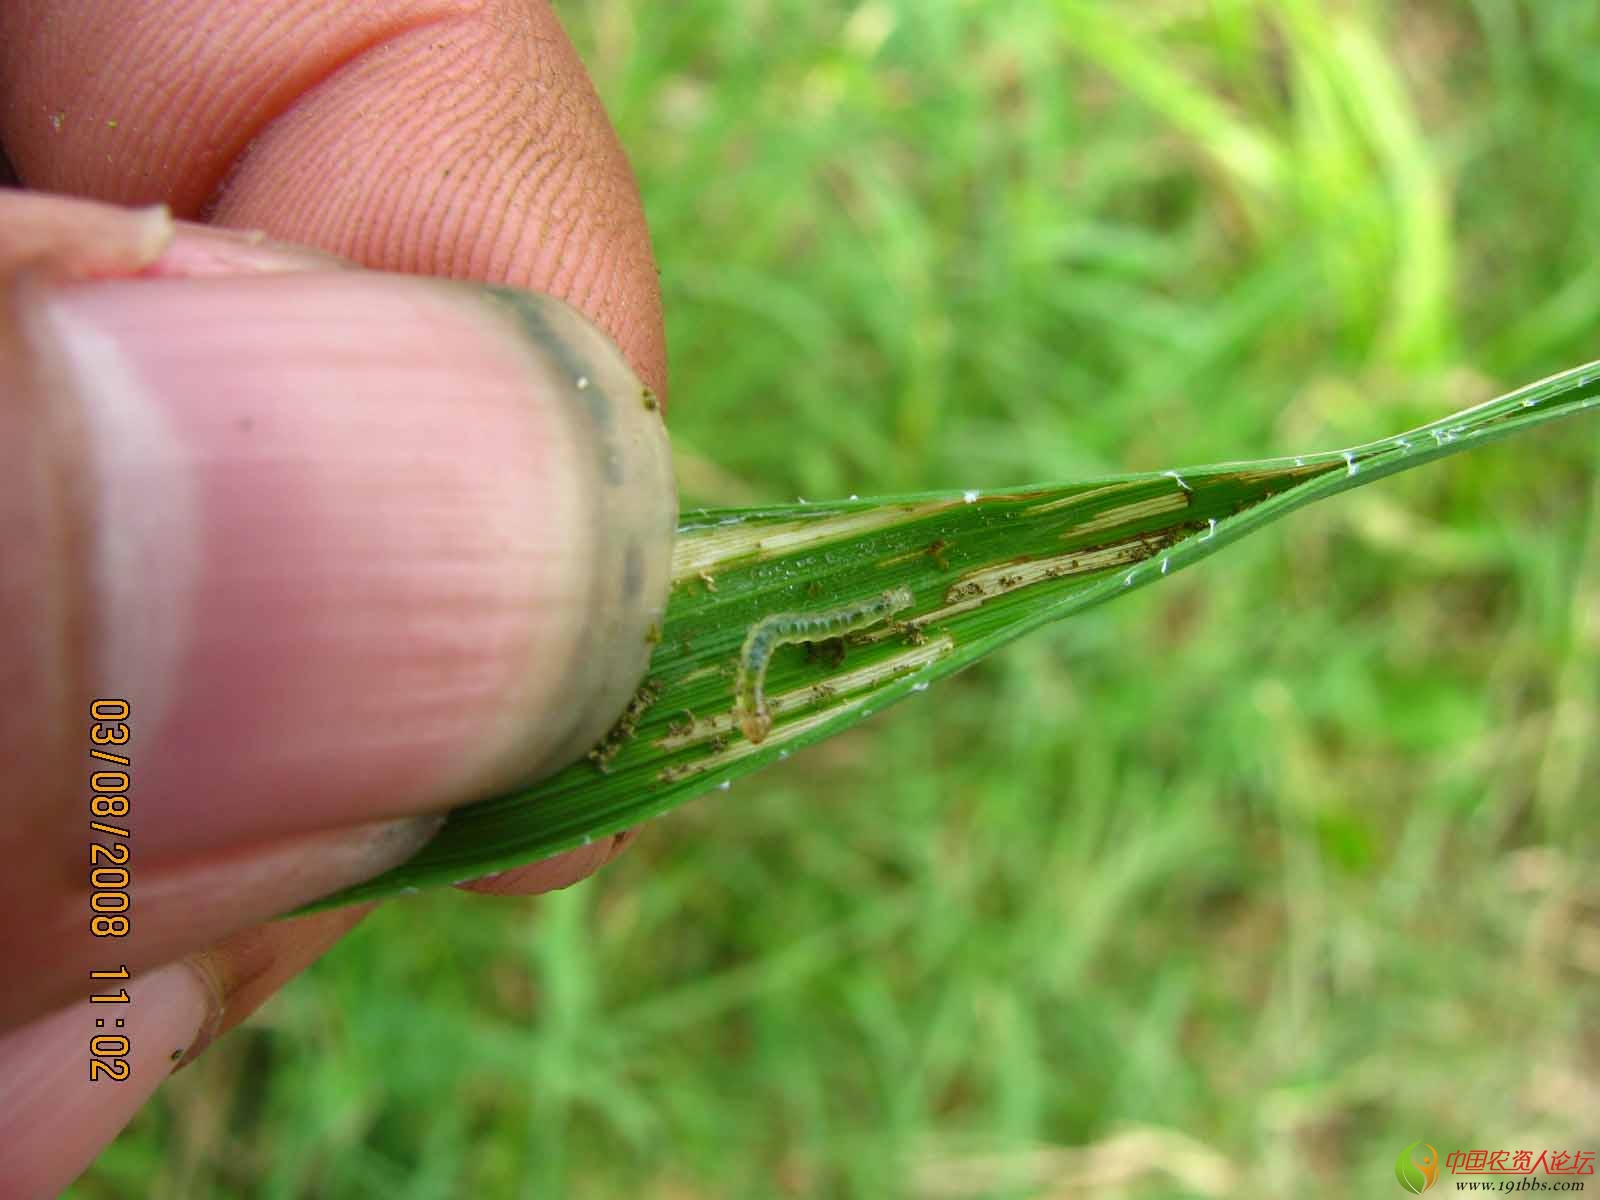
[1395, 1141, 1439, 1194]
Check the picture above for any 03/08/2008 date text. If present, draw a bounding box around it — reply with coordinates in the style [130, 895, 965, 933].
[86, 698, 133, 1082]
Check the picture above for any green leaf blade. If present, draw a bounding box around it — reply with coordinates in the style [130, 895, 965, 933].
[301, 359, 1600, 912]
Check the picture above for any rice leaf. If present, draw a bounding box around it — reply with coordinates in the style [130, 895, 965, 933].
[303, 360, 1600, 912]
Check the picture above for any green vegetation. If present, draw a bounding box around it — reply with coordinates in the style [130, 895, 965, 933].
[82, 2, 1599, 1196]
[314, 362, 1599, 911]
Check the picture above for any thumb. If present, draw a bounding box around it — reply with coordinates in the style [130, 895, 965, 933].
[0, 203, 676, 1031]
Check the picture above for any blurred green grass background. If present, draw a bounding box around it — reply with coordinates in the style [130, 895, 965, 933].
[80, 1, 1599, 1196]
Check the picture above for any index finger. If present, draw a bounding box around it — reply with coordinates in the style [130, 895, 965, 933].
[0, 0, 666, 396]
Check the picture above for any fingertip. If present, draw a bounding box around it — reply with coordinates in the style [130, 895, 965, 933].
[206, 2, 671, 397]
[0, 0, 669, 396]
[176, 904, 372, 1069]
[0, 191, 173, 279]
[149, 219, 352, 278]
[455, 829, 634, 897]
[0, 960, 212, 1197]
[13, 268, 674, 863]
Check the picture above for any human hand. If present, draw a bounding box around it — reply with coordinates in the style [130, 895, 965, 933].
[0, 3, 673, 1192]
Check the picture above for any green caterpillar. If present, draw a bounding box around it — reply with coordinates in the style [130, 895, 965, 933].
[735, 587, 916, 744]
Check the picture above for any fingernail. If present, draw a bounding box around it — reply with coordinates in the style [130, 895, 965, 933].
[147, 959, 220, 1075]
[25, 270, 674, 859]
[171, 956, 227, 1072]
[148, 220, 350, 278]
[175, 904, 374, 1070]
[0, 191, 172, 278]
